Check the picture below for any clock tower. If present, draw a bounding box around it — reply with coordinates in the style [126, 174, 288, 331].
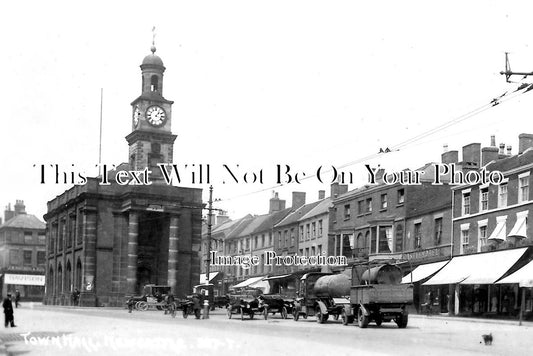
[126, 43, 177, 181]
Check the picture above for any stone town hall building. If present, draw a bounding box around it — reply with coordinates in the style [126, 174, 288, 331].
[43, 45, 203, 306]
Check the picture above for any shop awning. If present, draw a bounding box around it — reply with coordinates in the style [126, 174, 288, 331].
[497, 259, 533, 287]
[199, 272, 220, 284]
[508, 211, 528, 239]
[401, 261, 449, 284]
[231, 276, 265, 289]
[488, 216, 507, 241]
[423, 247, 527, 285]
[264, 274, 291, 281]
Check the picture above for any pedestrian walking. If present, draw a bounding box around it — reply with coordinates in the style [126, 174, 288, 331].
[15, 290, 20, 308]
[3, 294, 16, 328]
[71, 288, 80, 306]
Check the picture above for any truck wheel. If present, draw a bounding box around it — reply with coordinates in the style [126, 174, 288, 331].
[341, 310, 349, 325]
[316, 308, 326, 324]
[396, 314, 408, 328]
[357, 308, 369, 328]
[281, 307, 288, 319]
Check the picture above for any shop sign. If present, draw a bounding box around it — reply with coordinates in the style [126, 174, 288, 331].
[403, 246, 448, 262]
[5, 274, 45, 286]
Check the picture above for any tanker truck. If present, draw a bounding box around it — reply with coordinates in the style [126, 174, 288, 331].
[292, 272, 351, 323]
[341, 263, 413, 328]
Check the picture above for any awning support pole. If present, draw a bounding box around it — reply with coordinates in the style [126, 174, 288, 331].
[519, 287, 525, 326]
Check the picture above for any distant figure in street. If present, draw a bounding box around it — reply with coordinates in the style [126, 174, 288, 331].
[71, 288, 80, 306]
[3, 294, 16, 328]
[15, 290, 20, 308]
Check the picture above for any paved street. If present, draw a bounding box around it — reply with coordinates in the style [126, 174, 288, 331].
[1, 304, 532, 356]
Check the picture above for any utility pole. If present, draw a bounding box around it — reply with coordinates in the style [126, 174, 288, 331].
[203, 185, 214, 319]
[500, 52, 533, 83]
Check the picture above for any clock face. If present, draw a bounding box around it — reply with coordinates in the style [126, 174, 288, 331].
[132, 106, 141, 128]
[146, 105, 166, 127]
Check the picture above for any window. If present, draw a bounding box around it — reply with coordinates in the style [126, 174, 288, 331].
[395, 224, 404, 252]
[306, 224, 310, 240]
[305, 248, 310, 257]
[290, 228, 295, 247]
[318, 220, 323, 237]
[38, 233, 46, 244]
[519, 173, 530, 203]
[23, 250, 32, 266]
[414, 223, 422, 249]
[380, 194, 388, 210]
[480, 187, 488, 211]
[378, 226, 393, 253]
[461, 230, 469, 252]
[299, 226, 304, 242]
[311, 222, 316, 238]
[397, 189, 405, 205]
[254, 236, 258, 249]
[278, 232, 282, 248]
[37, 251, 46, 266]
[478, 225, 487, 253]
[462, 191, 471, 215]
[24, 231, 32, 243]
[499, 183, 508, 208]
[311, 246, 316, 256]
[366, 198, 372, 213]
[460, 223, 470, 254]
[284, 230, 288, 247]
[357, 200, 365, 215]
[318, 244, 322, 255]
[344, 204, 351, 219]
[434, 218, 443, 245]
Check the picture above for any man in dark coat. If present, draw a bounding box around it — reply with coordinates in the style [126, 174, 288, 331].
[3, 294, 16, 327]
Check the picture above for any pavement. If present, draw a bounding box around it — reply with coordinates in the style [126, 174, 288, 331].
[1, 303, 532, 356]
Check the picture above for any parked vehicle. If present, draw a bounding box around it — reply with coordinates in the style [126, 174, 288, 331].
[292, 272, 351, 323]
[258, 294, 292, 319]
[126, 284, 172, 311]
[179, 293, 203, 319]
[226, 288, 263, 320]
[342, 263, 413, 328]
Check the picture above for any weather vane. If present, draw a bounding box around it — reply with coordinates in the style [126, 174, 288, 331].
[151, 26, 157, 54]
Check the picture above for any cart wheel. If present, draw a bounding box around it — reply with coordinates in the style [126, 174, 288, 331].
[293, 309, 299, 321]
[138, 301, 148, 311]
[183, 307, 189, 319]
[264, 308, 268, 320]
[316, 308, 325, 324]
[395, 314, 408, 328]
[227, 307, 232, 319]
[135, 301, 141, 310]
[375, 314, 383, 326]
[357, 308, 369, 328]
[281, 307, 288, 319]
[341, 309, 349, 326]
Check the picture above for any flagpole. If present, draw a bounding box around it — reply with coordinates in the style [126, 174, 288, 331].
[98, 88, 103, 174]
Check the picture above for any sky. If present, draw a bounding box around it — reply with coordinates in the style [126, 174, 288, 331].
[1, 0, 533, 222]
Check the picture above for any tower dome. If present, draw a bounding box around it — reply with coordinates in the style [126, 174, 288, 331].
[141, 45, 164, 67]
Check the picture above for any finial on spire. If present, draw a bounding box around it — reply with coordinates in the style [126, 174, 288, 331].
[151, 26, 157, 54]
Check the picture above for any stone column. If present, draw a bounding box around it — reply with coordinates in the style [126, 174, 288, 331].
[80, 210, 97, 306]
[127, 211, 139, 295]
[167, 215, 179, 295]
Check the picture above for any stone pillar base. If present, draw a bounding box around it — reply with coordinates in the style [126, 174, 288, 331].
[79, 292, 97, 307]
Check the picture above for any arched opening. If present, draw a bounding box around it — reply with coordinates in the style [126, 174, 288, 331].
[57, 263, 63, 295]
[76, 258, 82, 291]
[66, 260, 72, 293]
[49, 266, 54, 296]
[150, 75, 159, 92]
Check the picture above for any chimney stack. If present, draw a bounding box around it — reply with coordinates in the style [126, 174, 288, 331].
[506, 145, 512, 156]
[216, 211, 230, 226]
[330, 182, 348, 199]
[4, 203, 14, 223]
[481, 146, 499, 166]
[442, 150, 459, 164]
[518, 133, 533, 154]
[14, 200, 26, 215]
[291, 191, 306, 209]
[318, 190, 326, 200]
[269, 192, 286, 213]
[490, 135, 496, 147]
[461, 143, 481, 171]
[499, 143, 505, 155]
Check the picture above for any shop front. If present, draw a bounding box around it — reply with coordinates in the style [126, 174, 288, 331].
[1, 273, 45, 302]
